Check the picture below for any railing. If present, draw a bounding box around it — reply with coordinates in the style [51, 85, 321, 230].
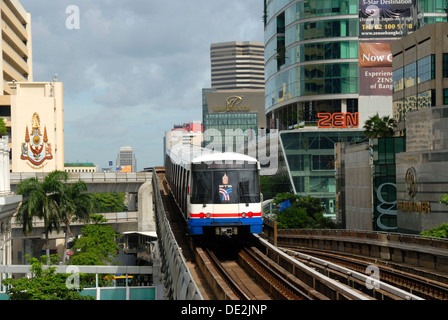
[152, 171, 203, 300]
[10, 172, 153, 183]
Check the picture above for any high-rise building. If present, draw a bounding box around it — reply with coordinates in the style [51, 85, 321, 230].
[0, 0, 33, 94]
[264, 0, 447, 130]
[262, 0, 447, 218]
[210, 41, 265, 90]
[203, 42, 266, 153]
[0, 1, 66, 173]
[116, 146, 137, 172]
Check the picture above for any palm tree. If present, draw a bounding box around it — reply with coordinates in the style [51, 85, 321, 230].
[363, 113, 397, 138]
[16, 170, 68, 259]
[60, 181, 93, 263]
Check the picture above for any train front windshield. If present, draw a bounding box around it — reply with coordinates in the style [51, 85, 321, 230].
[191, 163, 260, 205]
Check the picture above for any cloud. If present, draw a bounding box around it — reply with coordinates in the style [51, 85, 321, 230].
[19, 0, 264, 169]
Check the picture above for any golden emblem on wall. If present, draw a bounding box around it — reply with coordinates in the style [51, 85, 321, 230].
[405, 167, 417, 198]
[213, 96, 250, 112]
[20, 112, 53, 167]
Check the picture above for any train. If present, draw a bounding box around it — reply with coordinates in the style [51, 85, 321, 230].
[165, 145, 263, 237]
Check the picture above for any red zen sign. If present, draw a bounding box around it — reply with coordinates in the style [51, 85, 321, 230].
[318, 112, 359, 128]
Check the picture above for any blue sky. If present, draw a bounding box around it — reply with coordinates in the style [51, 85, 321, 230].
[19, 0, 265, 170]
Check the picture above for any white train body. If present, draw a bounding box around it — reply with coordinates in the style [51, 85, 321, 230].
[165, 146, 263, 236]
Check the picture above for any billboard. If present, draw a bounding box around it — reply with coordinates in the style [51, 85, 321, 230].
[359, 0, 415, 39]
[359, 42, 393, 95]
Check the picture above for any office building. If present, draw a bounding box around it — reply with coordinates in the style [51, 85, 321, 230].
[116, 146, 137, 172]
[262, 0, 447, 218]
[211, 41, 265, 90]
[392, 22, 448, 234]
[264, 0, 446, 130]
[0, 0, 33, 94]
[203, 42, 266, 153]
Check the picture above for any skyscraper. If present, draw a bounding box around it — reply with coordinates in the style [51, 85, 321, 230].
[264, 0, 447, 130]
[116, 146, 137, 172]
[210, 41, 265, 90]
[0, 0, 33, 94]
[262, 0, 447, 218]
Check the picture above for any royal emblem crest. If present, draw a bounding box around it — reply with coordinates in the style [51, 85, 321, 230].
[21, 112, 53, 168]
[219, 173, 232, 201]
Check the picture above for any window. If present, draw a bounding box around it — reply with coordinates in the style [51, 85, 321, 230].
[312, 155, 335, 171]
[404, 62, 416, 88]
[417, 55, 435, 83]
[393, 67, 404, 92]
[444, 53, 448, 78]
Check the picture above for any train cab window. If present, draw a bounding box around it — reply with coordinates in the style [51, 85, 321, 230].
[239, 170, 261, 203]
[191, 171, 213, 204]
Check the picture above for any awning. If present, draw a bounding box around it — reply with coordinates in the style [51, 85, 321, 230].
[122, 231, 158, 239]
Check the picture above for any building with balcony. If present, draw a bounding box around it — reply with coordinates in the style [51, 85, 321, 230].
[0, 0, 33, 95]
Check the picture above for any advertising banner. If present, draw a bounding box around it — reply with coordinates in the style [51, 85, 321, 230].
[359, 41, 393, 95]
[359, 0, 415, 39]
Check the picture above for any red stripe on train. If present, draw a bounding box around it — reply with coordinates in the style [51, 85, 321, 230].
[190, 212, 262, 218]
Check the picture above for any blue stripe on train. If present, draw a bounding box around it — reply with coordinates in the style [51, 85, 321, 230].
[187, 217, 263, 235]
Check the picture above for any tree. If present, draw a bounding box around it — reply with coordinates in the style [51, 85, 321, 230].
[363, 113, 396, 138]
[420, 223, 448, 238]
[69, 214, 121, 265]
[2, 254, 93, 300]
[0, 117, 6, 136]
[91, 193, 127, 213]
[272, 193, 336, 229]
[16, 170, 68, 258]
[60, 181, 94, 263]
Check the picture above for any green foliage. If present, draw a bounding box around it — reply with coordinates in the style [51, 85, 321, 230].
[0, 117, 6, 136]
[69, 215, 121, 265]
[363, 113, 396, 138]
[2, 255, 93, 300]
[272, 193, 337, 229]
[439, 194, 448, 206]
[420, 223, 448, 238]
[16, 170, 95, 260]
[91, 193, 127, 213]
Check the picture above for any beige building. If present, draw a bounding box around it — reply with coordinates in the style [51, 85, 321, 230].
[10, 81, 64, 172]
[64, 162, 97, 173]
[1, 0, 33, 94]
[210, 41, 264, 90]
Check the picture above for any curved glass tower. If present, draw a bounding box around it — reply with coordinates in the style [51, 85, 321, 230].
[264, 0, 448, 130]
[263, 0, 448, 218]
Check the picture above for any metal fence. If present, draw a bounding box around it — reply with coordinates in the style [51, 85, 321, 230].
[152, 171, 203, 300]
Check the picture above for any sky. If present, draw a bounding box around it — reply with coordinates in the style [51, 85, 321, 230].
[19, 0, 265, 171]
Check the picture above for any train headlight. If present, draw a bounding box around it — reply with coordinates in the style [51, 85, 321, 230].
[206, 212, 211, 219]
[241, 212, 246, 218]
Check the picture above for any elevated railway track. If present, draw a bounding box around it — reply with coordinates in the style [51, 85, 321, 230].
[155, 167, 448, 300]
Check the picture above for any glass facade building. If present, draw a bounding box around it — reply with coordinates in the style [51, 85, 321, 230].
[263, 0, 448, 219]
[278, 129, 367, 217]
[264, 0, 448, 129]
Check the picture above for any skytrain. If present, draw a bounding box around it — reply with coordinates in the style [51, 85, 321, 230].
[165, 146, 263, 236]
